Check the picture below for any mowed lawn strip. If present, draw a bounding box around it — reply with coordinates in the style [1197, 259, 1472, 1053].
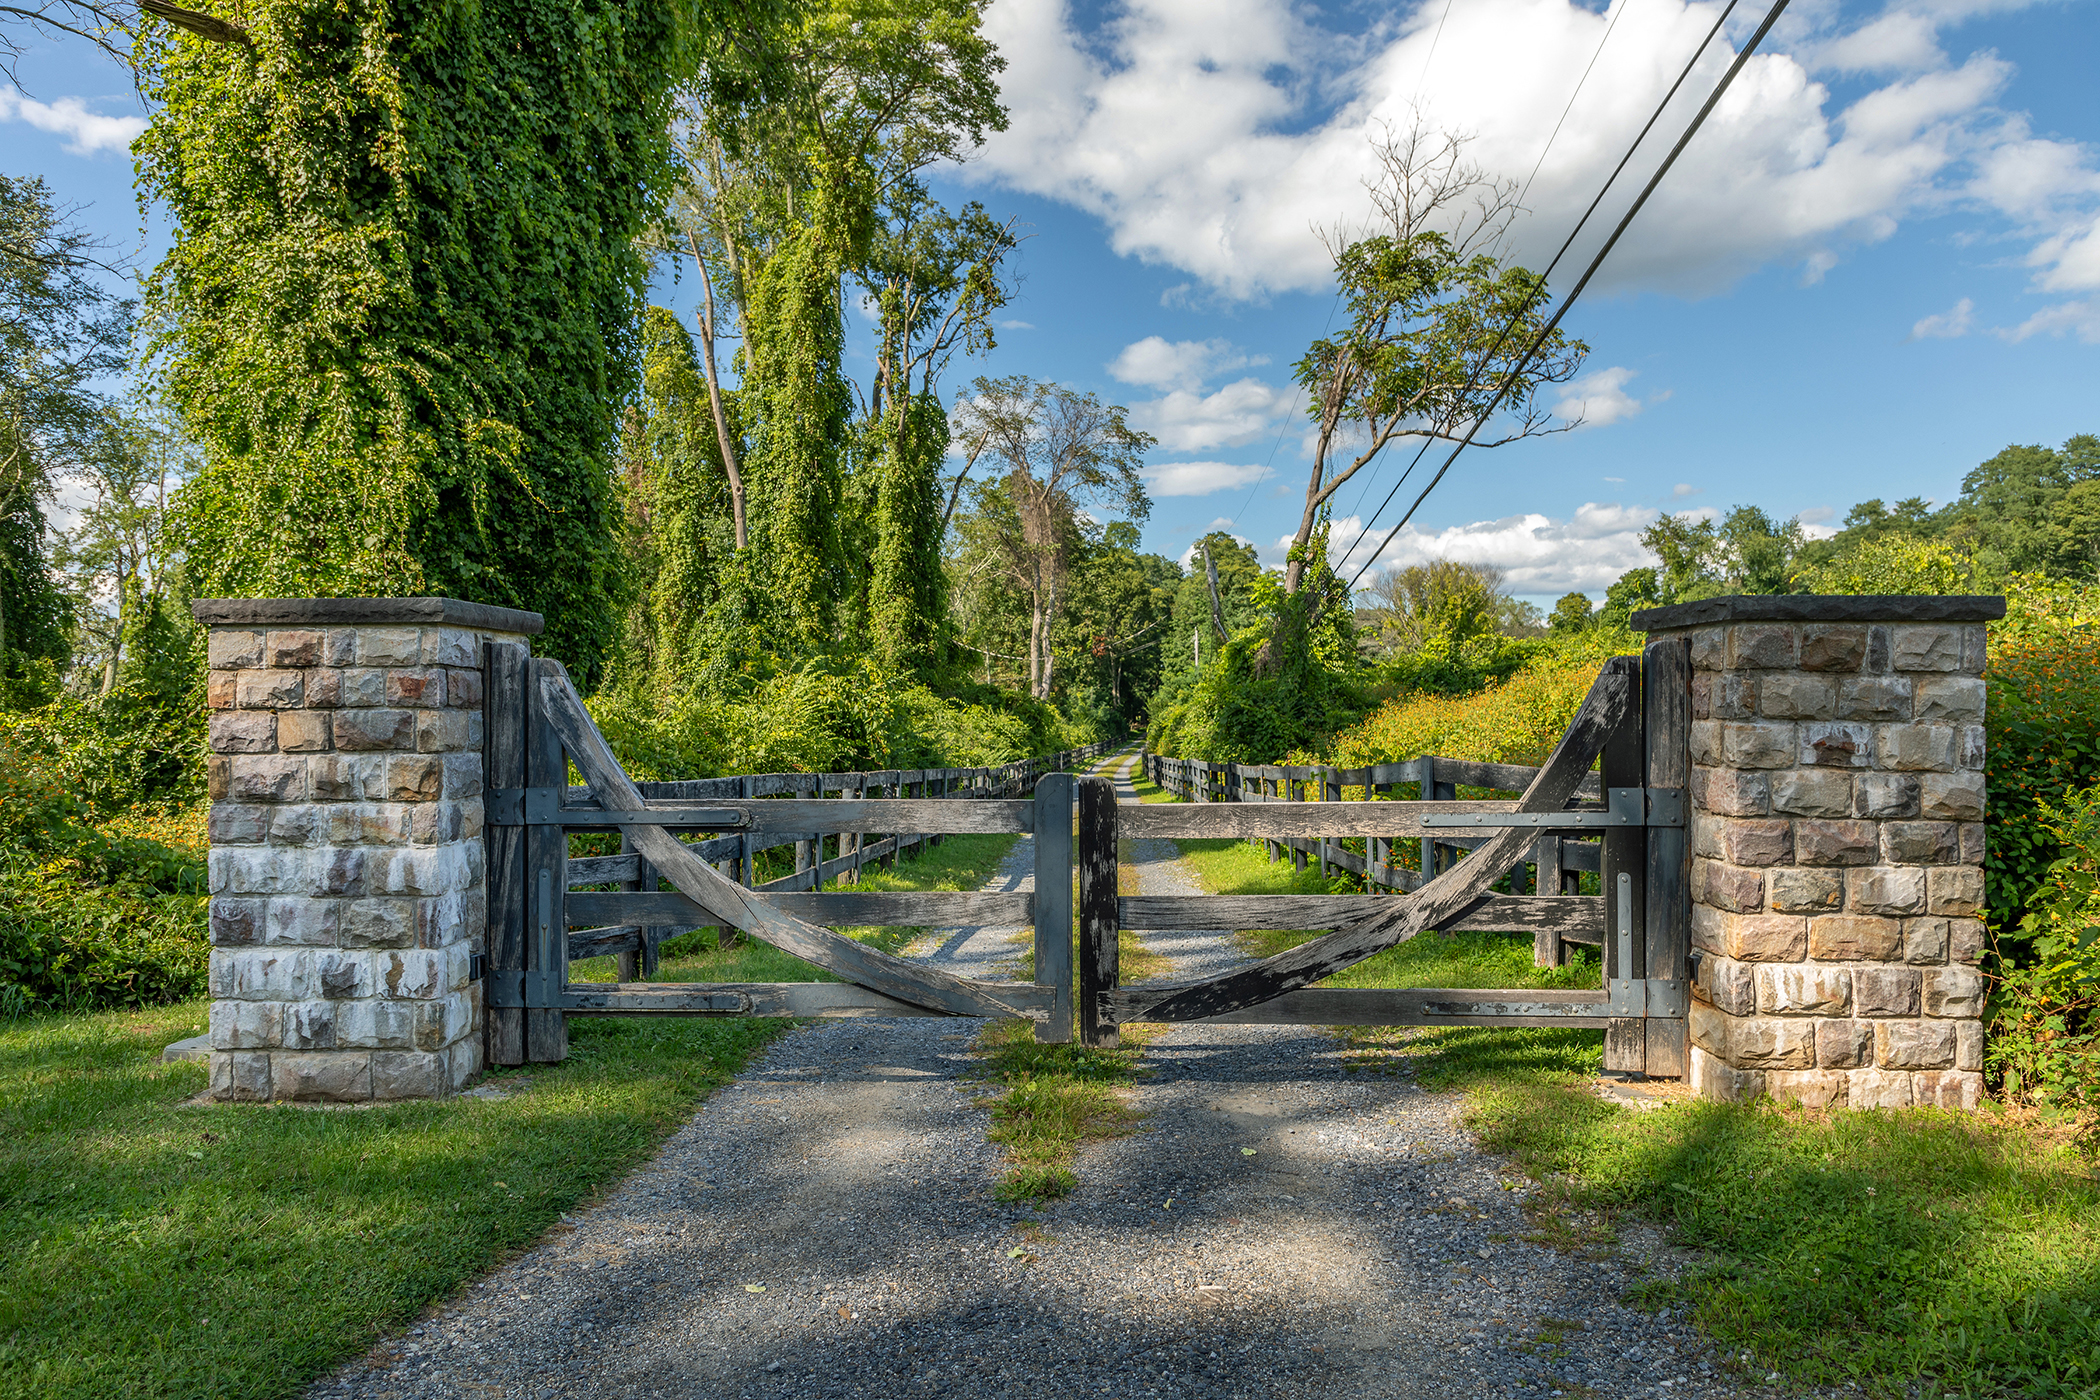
[0, 1003, 786, 1400]
[2, 830, 1021, 1400]
[1137, 776, 2100, 1397]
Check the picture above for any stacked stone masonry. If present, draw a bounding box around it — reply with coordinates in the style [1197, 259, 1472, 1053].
[1637, 603, 1996, 1112]
[198, 601, 540, 1102]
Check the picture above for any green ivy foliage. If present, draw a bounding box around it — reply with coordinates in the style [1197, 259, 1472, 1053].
[741, 182, 861, 653]
[137, 0, 738, 680]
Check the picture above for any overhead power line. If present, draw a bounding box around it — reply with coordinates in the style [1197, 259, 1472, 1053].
[1345, 0, 1792, 594]
[1330, 0, 1750, 583]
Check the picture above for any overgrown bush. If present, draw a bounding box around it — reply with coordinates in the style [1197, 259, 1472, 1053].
[1322, 652, 1609, 772]
[1983, 577, 2100, 943]
[1987, 783, 2100, 1108]
[0, 737, 207, 1014]
[587, 655, 1104, 780]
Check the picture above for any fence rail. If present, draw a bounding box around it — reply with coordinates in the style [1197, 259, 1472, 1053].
[558, 740, 1120, 980]
[1143, 751, 1604, 955]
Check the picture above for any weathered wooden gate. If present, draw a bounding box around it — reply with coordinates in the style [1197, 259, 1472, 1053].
[481, 654, 1105, 1064]
[484, 640, 1689, 1079]
[1124, 642, 1691, 1077]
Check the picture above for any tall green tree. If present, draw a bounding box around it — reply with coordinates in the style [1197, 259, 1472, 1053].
[1283, 117, 1586, 600]
[138, 0, 747, 679]
[663, 0, 1007, 669]
[1, 174, 123, 700]
[950, 377, 1151, 699]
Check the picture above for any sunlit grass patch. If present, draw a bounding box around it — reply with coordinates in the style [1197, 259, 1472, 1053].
[0, 1001, 787, 1400]
[971, 1017, 1155, 1201]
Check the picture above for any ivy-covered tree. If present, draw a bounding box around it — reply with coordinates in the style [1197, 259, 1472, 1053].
[1, 174, 123, 702]
[662, 0, 1008, 670]
[138, 0, 750, 679]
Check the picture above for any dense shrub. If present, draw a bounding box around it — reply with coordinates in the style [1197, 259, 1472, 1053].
[587, 656, 1105, 780]
[1983, 577, 2100, 943]
[1986, 782, 2100, 1108]
[0, 739, 207, 1014]
[1320, 655, 1607, 772]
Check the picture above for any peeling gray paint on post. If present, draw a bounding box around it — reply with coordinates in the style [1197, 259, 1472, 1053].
[195, 597, 543, 1102]
[1633, 594, 2001, 1112]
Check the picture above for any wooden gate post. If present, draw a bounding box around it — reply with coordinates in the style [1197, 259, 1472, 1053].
[1032, 773, 1075, 1043]
[1643, 635, 1694, 1078]
[523, 658, 569, 1064]
[1600, 654, 1649, 1075]
[1078, 776, 1120, 1048]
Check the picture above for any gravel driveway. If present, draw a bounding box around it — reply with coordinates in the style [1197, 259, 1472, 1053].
[309, 753, 1784, 1400]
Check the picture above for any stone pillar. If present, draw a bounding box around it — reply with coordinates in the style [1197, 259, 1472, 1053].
[1632, 595, 2001, 1112]
[194, 597, 544, 1102]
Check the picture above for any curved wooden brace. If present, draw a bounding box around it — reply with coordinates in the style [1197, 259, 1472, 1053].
[1116, 657, 1638, 1023]
[535, 662, 1042, 1020]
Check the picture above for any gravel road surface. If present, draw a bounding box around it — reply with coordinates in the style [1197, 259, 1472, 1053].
[310, 750, 1785, 1400]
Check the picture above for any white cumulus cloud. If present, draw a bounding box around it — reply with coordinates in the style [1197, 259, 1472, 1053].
[1108, 335, 1268, 392]
[1128, 377, 1294, 452]
[1306, 501, 1667, 595]
[1911, 297, 1975, 339]
[1554, 366, 1649, 429]
[969, 0, 2100, 301]
[1142, 460, 1268, 497]
[0, 92, 145, 155]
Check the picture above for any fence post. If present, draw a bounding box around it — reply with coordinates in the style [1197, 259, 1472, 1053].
[1599, 654, 1648, 1076]
[1078, 776, 1119, 1048]
[1643, 633, 1693, 1079]
[1032, 773, 1075, 1043]
[486, 641, 530, 1069]
[523, 659, 569, 1064]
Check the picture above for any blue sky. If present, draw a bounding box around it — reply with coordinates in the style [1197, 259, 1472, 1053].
[9, 0, 2098, 605]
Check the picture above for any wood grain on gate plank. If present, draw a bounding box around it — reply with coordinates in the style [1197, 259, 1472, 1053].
[1114, 659, 1637, 1024]
[1107, 985, 1610, 1026]
[566, 890, 1031, 927]
[1113, 893, 1604, 940]
[483, 642, 529, 1068]
[550, 796, 1034, 835]
[535, 662, 1047, 1021]
[1118, 800, 1573, 839]
[563, 981, 1056, 1017]
[1643, 633, 1693, 1080]
[1078, 777, 1120, 1049]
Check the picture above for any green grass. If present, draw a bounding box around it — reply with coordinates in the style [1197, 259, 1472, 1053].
[0, 829, 1023, 1400]
[1452, 1063, 2100, 1398]
[0, 1001, 787, 1400]
[971, 1017, 1152, 1200]
[1139, 770, 2100, 1398]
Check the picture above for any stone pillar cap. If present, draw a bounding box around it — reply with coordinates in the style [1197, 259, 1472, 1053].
[190, 596, 545, 635]
[1632, 594, 2005, 631]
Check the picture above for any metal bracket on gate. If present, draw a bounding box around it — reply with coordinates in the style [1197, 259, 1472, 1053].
[487, 786, 748, 828]
[1420, 787, 1684, 830]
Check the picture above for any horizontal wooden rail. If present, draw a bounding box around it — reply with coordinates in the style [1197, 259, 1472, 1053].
[550, 797, 1036, 835]
[562, 981, 1059, 1018]
[1119, 801, 1607, 840]
[567, 890, 1031, 929]
[1114, 893, 1602, 941]
[1110, 985, 1610, 1027]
